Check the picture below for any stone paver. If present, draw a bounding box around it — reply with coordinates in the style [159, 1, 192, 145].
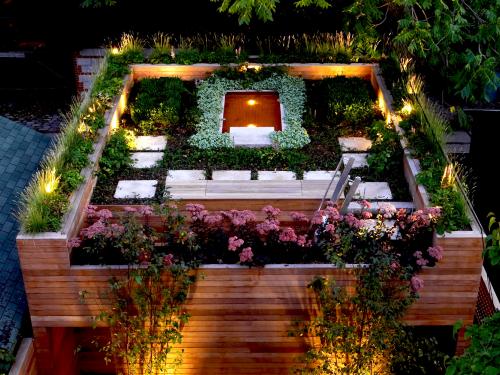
[0, 116, 52, 352]
[133, 136, 167, 151]
[166, 170, 206, 181]
[114, 180, 157, 199]
[353, 182, 393, 200]
[131, 152, 163, 169]
[212, 170, 252, 180]
[303, 171, 339, 180]
[230, 127, 274, 146]
[258, 171, 296, 181]
[338, 137, 372, 152]
[342, 153, 369, 168]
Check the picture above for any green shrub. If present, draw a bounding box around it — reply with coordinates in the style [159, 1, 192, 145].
[319, 76, 378, 128]
[60, 169, 84, 192]
[175, 48, 201, 64]
[446, 312, 500, 375]
[98, 129, 133, 179]
[367, 120, 401, 177]
[130, 78, 187, 134]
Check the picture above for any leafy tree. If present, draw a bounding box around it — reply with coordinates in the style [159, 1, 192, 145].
[446, 312, 500, 375]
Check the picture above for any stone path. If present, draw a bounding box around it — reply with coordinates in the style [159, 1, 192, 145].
[112, 135, 396, 202]
[0, 116, 52, 352]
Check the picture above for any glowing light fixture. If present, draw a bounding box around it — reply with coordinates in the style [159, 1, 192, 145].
[44, 169, 59, 194]
[441, 163, 455, 188]
[401, 100, 413, 116]
[247, 124, 256, 128]
[248, 64, 262, 72]
[247, 99, 256, 106]
[111, 47, 119, 55]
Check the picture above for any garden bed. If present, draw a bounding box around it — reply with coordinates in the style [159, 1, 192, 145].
[16, 62, 485, 375]
[92, 66, 411, 205]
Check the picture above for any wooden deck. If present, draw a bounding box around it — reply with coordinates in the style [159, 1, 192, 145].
[166, 180, 343, 200]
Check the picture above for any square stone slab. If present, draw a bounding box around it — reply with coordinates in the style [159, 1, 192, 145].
[114, 180, 157, 199]
[230, 127, 273, 146]
[131, 152, 163, 169]
[212, 170, 251, 180]
[353, 182, 392, 200]
[342, 153, 369, 168]
[133, 136, 167, 151]
[338, 137, 372, 152]
[303, 171, 339, 180]
[166, 170, 206, 181]
[258, 171, 296, 181]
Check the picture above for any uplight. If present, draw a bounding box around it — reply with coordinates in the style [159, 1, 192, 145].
[111, 47, 119, 55]
[401, 100, 413, 116]
[247, 124, 256, 128]
[247, 99, 256, 106]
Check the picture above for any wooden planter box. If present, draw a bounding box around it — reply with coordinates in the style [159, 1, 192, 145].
[16, 63, 484, 375]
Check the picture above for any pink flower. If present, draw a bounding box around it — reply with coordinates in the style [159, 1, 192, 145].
[239, 247, 253, 263]
[97, 209, 113, 220]
[203, 213, 223, 225]
[325, 224, 335, 233]
[163, 253, 174, 266]
[410, 276, 424, 292]
[290, 212, 308, 222]
[226, 210, 256, 226]
[138, 205, 154, 216]
[297, 235, 308, 247]
[228, 236, 244, 251]
[68, 237, 81, 249]
[359, 200, 371, 209]
[262, 205, 281, 218]
[425, 207, 442, 219]
[325, 206, 342, 222]
[362, 211, 373, 219]
[413, 250, 423, 259]
[416, 258, 429, 266]
[279, 227, 298, 243]
[86, 205, 98, 219]
[390, 261, 399, 271]
[124, 206, 137, 213]
[344, 213, 361, 229]
[428, 246, 443, 260]
[256, 219, 280, 235]
[379, 203, 396, 219]
[80, 220, 107, 239]
[310, 211, 324, 225]
[186, 203, 208, 221]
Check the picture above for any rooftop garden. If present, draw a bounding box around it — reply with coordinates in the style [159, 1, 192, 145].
[13, 31, 490, 375]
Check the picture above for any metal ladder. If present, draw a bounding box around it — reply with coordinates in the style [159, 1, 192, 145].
[315, 156, 362, 215]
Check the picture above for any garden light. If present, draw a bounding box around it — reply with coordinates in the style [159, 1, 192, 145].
[247, 99, 256, 106]
[111, 47, 119, 55]
[44, 168, 59, 194]
[401, 100, 413, 116]
[247, 124, 256, 127]
[441, 163, 455, 188]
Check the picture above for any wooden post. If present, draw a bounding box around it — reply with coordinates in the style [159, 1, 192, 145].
[455, 326, 471, 356]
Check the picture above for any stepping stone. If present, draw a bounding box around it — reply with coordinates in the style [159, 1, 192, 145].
[131, 152, 163, 169]
[303, 171, 339, 180]
[353, 182, 392, 200]
[212, 170, 251, 180]
[166, 170, 206, 181]
[133, 136, 167, 151]
[114, 180, 157, 199]
[230, 127, 273, 146]
[258, 171, 296, 181]
[338, 137, 372, 152]
[342, 153, 368, 168]
[348, 201, 414, 212]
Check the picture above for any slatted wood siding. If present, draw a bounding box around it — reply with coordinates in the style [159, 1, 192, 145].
[17, 64, 483, 374]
